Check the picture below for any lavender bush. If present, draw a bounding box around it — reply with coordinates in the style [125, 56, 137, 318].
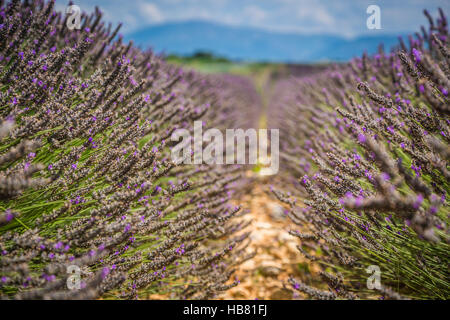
[269, 8, 449, 299]
[0, 0, 255, 299]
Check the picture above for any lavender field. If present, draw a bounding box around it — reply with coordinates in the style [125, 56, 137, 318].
[0, 0, 448, 301]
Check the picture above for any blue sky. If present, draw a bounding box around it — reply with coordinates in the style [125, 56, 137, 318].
[55, 0, 449, 38]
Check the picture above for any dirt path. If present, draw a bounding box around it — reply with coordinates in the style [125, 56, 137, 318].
[220, 71, 320, 300]
[217, 71, 302, 300]
[219, 183, 310, 300]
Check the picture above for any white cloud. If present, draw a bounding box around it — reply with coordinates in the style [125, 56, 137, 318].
[297, 5, 334, 27]
[243, 5, 267, 24]
[139, 3, 164, 23]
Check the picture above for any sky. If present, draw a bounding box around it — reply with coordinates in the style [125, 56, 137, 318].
[55, 0, 449, 38]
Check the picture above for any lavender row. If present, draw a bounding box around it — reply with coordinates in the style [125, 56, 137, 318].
[0, 0, 256, 299]
[269, 8, 449, 299]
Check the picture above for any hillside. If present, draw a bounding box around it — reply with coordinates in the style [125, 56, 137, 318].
[127, 20, 402, 63]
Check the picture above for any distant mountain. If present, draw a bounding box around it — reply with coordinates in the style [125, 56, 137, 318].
[126, 20, 403, 63]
